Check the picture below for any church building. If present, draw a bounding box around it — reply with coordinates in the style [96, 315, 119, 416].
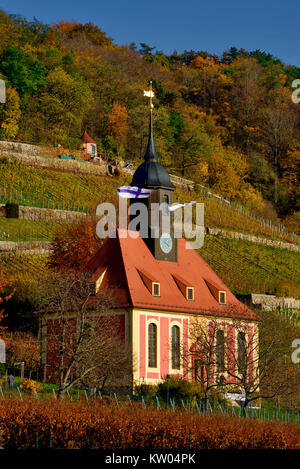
[43, 88, 260, 388]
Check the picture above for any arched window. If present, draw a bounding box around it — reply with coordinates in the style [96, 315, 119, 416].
[171, 325, 180, 369]
[237, 332, 247, 374]
[216, 329, 225, 372]
[148, 323, 157, 368]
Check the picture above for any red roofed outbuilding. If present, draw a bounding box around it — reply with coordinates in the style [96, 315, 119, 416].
[81, 130, 97, 158]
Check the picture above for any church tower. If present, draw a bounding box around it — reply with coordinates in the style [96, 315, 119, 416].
[130, 82, 177, 262]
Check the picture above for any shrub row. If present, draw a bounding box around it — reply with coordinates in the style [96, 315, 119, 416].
[0, 398, 299, 449]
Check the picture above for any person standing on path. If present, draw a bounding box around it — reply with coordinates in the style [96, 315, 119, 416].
[8, 374, 14, 390]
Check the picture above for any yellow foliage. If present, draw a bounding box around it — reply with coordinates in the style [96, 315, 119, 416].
[208, 153, 242, 199]
[278, 73, 287, 85]
[20, 379, 42, 395]
[237, 184, 265, 214]
[0, 86, 21, 139]
[283, 212, 300, 235]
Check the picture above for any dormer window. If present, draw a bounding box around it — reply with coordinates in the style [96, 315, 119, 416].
[186, 287, 194, 301]
[137, 269, 160, 297]
[173, 274, 194, 301]
[219, 291, 226, 305]
[152, 282, 160, 297]
[204, 279, 227, 305]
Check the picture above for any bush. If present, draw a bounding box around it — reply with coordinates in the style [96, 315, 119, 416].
[0, 398, 299, 449]
[20, 379, 42, 395]
[157, 376, 204, 403]
[134, 383, 158, 399]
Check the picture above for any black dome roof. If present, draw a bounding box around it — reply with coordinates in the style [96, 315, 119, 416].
[131, 160, 174, 188]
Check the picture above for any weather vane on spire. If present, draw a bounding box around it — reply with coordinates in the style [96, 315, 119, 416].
[143, 81, 154, 109]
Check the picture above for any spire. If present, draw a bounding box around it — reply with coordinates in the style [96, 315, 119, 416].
[144, 109, 158, 161]
[130, 81, 175, 189]
[143, 81, 158, 162]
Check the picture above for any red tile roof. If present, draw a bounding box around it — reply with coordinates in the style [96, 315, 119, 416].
[81, 131, 96, 144]
[84, 229, 260, 322]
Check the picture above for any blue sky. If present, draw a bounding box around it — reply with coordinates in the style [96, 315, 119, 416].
[1, 0, 299, 66]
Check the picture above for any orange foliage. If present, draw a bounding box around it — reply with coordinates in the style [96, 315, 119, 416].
[4, 332, 39, 371]
[107, 102, 129, 149]
[0, 271, 14, 337]
[49, 218, 102, 272]
[191, 55, 228, 70]
[52, 20, 80, 34]
[0, 399, 299, 449]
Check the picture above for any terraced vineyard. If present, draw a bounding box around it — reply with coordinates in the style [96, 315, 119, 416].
[2, 235, 299, 298]
[0, 158, 123, 213]
[200, 236, 300, 296]
[0, 218, 62, 242]
[0, 251, 47, 275]
[0, 157, 299, 298]
[0, 157, 299, 244]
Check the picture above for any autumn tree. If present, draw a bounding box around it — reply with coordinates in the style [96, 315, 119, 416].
[107, 102, 129, 156]
[229, 57, 265, 150]
[4, 331, 39, 378]
[182, 314, 227, 409]
[0, 85, 21, 139]
[77, 321, 133, 393]
[39, 66, 93, 145]
[189, 55, 232, 117]
[49, 217, 102, 273]
[0, 270, 14, 337]
[223, 312, 300, 415]
[38, 271, 132, 397]
[54, 21, 112, 48]
[259, 87, 298, 204]
[183, 307, 300, 415]
[0, 10, 21, 54]
[207, 147, 248, 200]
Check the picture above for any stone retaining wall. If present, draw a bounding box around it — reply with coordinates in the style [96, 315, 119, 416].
[0, 149, 107, 176]
[0, 141, 42, 155]
[207, 227, 300, 253]
[0, 204, 86, 222]
[0, 240, 51, 251]
[251, 293, 300, 311]
[19, 205, 86, 222]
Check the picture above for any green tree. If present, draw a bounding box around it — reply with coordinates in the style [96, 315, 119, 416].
[0, 46, 47, 95]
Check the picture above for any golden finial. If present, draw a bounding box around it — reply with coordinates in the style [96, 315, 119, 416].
[143, 80, 154, 109]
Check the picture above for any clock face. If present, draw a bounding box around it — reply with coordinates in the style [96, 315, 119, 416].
[160, 232, 173, 254]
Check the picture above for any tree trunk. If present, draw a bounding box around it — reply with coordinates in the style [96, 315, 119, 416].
[242, 399, 249, 417]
